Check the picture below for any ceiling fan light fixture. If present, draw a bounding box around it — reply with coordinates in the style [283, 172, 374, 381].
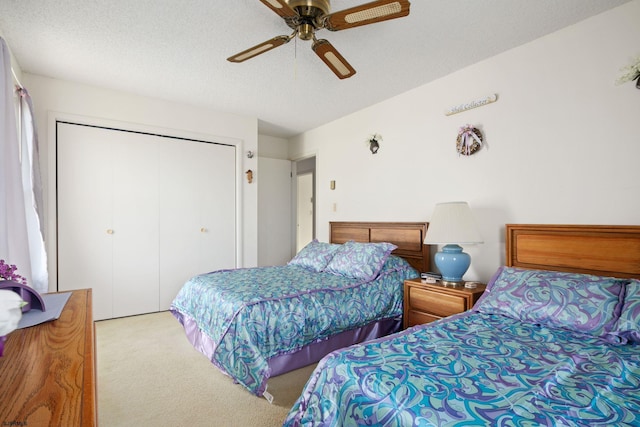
[298, 23, 315, 40]
[345, 2, 402, 23]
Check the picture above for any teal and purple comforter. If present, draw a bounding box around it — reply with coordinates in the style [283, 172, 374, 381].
[284, 312, 640, 426]
[284, 268, 640, 426]
[170, 255, 416, 396]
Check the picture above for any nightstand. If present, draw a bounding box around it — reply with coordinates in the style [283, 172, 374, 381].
[403, 278, 486, 328]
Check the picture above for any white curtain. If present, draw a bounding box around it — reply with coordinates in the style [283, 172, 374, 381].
[19, 87, 47, 292]
[0, 37, 47, 293]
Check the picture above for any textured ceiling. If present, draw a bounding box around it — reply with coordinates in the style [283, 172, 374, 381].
[0, 0, 631, 138]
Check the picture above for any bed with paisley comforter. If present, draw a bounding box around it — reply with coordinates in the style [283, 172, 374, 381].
[283, 224, 640, 426]
[170, 222, 430, 398]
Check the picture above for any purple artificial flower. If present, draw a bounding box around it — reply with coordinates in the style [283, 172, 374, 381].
[0, 260, 28, 285]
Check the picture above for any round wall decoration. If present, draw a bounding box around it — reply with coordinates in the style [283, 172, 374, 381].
[456, 125, 483, 156]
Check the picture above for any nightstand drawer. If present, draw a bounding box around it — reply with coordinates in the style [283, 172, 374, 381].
[407, 310, 441, 327]
[409, 287, 466, 317]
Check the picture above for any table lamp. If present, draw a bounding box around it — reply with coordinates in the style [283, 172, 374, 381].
[424, 201, 483, 286]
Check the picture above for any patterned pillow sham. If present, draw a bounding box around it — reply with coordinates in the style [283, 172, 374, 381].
[609, 279, 640, 344]
[324, 241, 397, 281]
[474, 266, 626, 338]
[288, 239, 339, 272]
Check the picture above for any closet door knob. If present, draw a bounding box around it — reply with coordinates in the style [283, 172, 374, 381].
[106, 229, 114, 235]
[200, 227, 207, 233]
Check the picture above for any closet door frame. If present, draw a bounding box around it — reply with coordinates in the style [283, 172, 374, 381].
[48, 112, 244, 293]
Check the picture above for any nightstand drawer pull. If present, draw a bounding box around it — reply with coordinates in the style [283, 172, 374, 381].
[409, 288, 467, 317]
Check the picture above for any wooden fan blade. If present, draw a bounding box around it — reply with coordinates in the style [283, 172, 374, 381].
[322, 0, 411, 31]
[259, 0, 298, 19]
[312, 39, 356, 79]
[227, 35, 291, 63]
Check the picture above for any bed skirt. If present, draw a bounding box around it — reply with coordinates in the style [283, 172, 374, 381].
[268, 316, 402, 376]
[171, 308, 401, 379]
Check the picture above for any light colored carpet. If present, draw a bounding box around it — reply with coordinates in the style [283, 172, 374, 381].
[95, 311, 316, 427]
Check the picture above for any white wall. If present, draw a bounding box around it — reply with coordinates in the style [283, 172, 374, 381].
[258, 134, 290, 160]
[289, 1, 640, 283]
[23, 74, 259, 290]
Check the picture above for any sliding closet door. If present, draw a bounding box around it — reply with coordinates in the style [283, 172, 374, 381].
[158, 139, 236, 309]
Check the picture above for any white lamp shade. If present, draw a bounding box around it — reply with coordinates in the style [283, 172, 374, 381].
[424, 201, 483, 244]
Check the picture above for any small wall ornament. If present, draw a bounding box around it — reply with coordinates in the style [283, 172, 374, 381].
[456, 125, 483, 156]
[615, 54, 640, 89]
[367, 133, 382, 154]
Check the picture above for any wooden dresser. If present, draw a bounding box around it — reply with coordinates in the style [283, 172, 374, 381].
[0, 289, 96, 426]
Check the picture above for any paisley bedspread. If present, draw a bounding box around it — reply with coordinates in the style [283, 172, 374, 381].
[283, 312, 640, 426]
[170, 255, 416, 396]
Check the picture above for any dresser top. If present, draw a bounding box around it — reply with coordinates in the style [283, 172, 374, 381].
[0, 289, 96, 426]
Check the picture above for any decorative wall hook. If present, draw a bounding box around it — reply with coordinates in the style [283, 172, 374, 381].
[246, 169, 253, 183]
[367, 133, 382, 154]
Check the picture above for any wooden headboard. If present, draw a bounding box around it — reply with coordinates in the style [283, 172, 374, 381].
[506, 224, 640, 279]
[330, 221, 430, 273]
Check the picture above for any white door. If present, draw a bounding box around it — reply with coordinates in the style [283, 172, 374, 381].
[258, 157, 292, 266]
[296, 173, 314, 252]
[57, 123, 160, 319]
[57, 123, 116, 320]
[111, 132, 160, 318]
[159, 139, 236, 308]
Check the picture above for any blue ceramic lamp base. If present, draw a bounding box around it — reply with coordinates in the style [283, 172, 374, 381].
[434, 244, 471, 286]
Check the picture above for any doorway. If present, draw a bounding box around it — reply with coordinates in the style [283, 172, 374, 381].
[296, 173, 313, 252]
[295, 157, 316, 253]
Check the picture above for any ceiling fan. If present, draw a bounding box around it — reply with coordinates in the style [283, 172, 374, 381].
[227, 0, 411, 79]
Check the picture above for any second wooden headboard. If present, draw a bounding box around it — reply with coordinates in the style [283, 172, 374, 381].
[329, 221, 430, 274]
[506, 224, 640, 279]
